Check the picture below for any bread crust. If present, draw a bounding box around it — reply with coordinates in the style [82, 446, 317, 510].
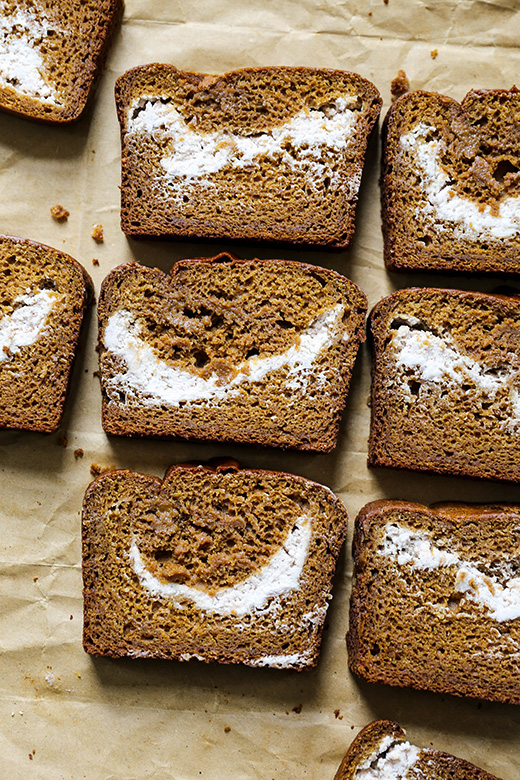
[382, 88, 520, 274]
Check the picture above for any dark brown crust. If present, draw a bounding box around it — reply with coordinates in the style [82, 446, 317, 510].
[82, 461, 348, 669]
[97, 253, 367, 452]
[367, 287, 520, 483]
[381, 88, 520, 274]
[115, 64, 381, 248]
[0, 234, 93, 432]
[347, 500, 520, 705]
[0, 0, 124, 124]
[335, 720, 503, 780]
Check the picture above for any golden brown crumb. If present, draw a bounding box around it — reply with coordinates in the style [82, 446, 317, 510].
[28, 754, 33, 760]
[334, 709, 343, 720]
[33, 576, 38, 582]
[224, 726, 231, 733]
[92, 370, 100, 378]
[50, 205, 69, 221]
[292, 704, 302, 714]
[90, 463, 115, 476]
[430, 49, 438, 59]
[91, 224, 104, 242]
[74, 448, 84, 460]
[368, 10, 372, 15]
[92, 258, 100, 266]
[57, 436, 68, 448]
[391, 69, 410, 100]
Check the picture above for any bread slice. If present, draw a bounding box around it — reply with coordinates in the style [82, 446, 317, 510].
[334, 720, 502, 780]
[0, 0, 123, 123]
[115, 65, 382, 247]
[0, 235, 93, 432]
[347, 500, 520, 705]
[368, 287, 520, 482]
[82, 461, 348, 669]
[98, 253, 367, 452]
[382, 88, 520, 274]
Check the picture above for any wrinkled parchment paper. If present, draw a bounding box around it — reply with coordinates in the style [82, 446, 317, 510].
[1, 1, 520, 777]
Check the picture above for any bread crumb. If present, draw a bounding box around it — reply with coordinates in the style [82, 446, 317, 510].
[33, 576, 38, 582]
[368, 10, 372, 15]
[92, 258, 100, 266]
[76, 672, 82, 678]
[50, 204, 69, 221]
[57, 436, 68, 448]
[224, 726, 231, 733]
[91, 224, 104, 242]
[334, 709, 343, 720]
[430, 49, 438, 59]
[28, 754, 33, 760]
[391, 69, 410, 100]
[90, 463, 115, 476]
[383, 0, 389, 4]
[92, 370, 100, 378]
[74, 448, 84, 460]
[292, 704, 302, 714]
[69, 614, 73, 620]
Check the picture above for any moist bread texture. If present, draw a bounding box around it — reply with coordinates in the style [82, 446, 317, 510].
[115, 64, 382, 247]
[82, 461, 348, 669]
[347, 500, 520, 705]
[382, 88, 520, 274]
[0, 235, 93, 432]
[0, 0, 123, 123]
[334, 720, 502, 780]
[98, 253, 367, 451]
[368, 287, 520, 482]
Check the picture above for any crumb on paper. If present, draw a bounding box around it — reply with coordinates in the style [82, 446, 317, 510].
[90, 463, 115, 476]
[92, 258, 100, 266]
[292, 704, 302, 714]
[70, 615, 73, 620]
[57, 436, 68, 448]
[368, 10, 372, 15]
[383, 0, 389, 4]
[74, 448, 84, 460]
[391, 69, 410, 100]
[92, 370, 100, 378]
[431, 49, 438, 59]
[334, 709, 343, 720]
[91, 224, 104, 242]
[33, 576, 38, 582]
[224, 726, 231, 733]
[50, 204, 69, 221]
[76, 672, 82, 678]
[28, 754, 33, 760]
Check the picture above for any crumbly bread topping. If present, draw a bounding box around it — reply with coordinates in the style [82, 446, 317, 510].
[382, 88, 520, 273]
[334, 721, 502, 780]
[0, 0, 123, 123]
[368, 288, 520, 482]
[115, 65, 381, 247]
[0, 235, 92, 432]
[347, 501, 520, 705]
[82, 462, 348, 669]
[98, 255, 367, 452]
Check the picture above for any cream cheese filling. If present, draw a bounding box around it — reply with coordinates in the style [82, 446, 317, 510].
[103, 304, 345, 407]
[400, 122, 520, 241]
[129, 515, 311, 616]
[0, 289, 59, 362]
[391, 321, 520, 430]
[0, 5, 61, 105]
[380, 523, 520, 622]
[354, 735, 421, 780]
[126, 96, 359, 191]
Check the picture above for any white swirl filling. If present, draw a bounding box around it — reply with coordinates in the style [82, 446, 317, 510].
[103, 304, 345, 407]
[0, 289, 59, 361]
[390, 321, 520, 431]
[129, 515, 311, 616]
[0, 5, 61, 105]
[400, 122, 520, 240]
[380, 523, 520, 622]
[354, 736, 421, 780]
[126, 96, 360, 193]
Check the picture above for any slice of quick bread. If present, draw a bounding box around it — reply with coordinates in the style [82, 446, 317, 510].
[382, 89, 520, 274]
[115, 65, 382, 247]
[0, 235, 92, 432]
[347, 501, 520, 705]
[368, 287, 520, 482]
[334, 720, 502, 780]
[82, 461, 348, 669]
[98, 254, 367, 451]
[0, 0, 123, 123]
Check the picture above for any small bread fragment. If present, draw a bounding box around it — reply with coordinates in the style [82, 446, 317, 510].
[334, 720, 502, 780]
[347, 500, 520, 705]
[0, 0, 123, 123]
[382, 88, 520, 273]
[0, 235, 92, 432]
[82, 461, 348, 669]
[115, 64, 382, 247]
[368, 287, 520, 482]
[98, 254, 367, 452]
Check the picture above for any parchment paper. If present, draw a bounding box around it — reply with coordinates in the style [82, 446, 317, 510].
[1, 1, 519, 777]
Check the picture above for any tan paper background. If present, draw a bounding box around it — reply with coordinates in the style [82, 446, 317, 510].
[1, 1, 520, 777]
